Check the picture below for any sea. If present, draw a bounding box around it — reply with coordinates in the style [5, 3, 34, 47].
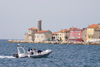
[0, 40, 100, 67]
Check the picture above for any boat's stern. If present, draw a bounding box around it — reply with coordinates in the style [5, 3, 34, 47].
[12, 53, 18, 58]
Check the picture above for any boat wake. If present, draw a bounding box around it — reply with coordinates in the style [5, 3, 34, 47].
[0, 56, 15, 58]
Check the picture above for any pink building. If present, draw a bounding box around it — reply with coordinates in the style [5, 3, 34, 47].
[69, 27, 83, 42]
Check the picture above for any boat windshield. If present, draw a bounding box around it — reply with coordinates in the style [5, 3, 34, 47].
[18, 48, 24, 53]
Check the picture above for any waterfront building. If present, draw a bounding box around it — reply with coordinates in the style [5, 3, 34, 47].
[82, 28, 87, 43]
[24, 28, 37, 42]
[69, 27, 83, 42]
[52, 29, 70, 41]
[60, 29, 70, 42]
[52, 31, 62, 41]
[86, 24, 98, 42]
[24, 20, 42, 42]
[34, 30, 52, 42]
[94, 25, 100, 39]
[52, 32, 58, 41]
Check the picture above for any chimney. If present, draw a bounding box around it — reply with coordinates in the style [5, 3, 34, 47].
[37, 20, 42, 31]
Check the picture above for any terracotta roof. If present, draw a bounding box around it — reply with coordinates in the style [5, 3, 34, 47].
[95, 28, 100, 30]
[88, 24, 98, 28]
[60, 29, 70, 33]
[70, 27, 82, 30]
[52, 32, 57, 35]
[28, 28, 37, 30]
[70, 27, 78, 30]
[35, 30, 48, 33]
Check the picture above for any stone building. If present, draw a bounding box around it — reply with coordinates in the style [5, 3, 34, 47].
[37, 20, 42, 31]
[24, 28, 37, 42]
[82, 28, 87, 43]
[34, 30, 52, 42]
[94, 24, 100, 39]
[24, 20, 42, 42]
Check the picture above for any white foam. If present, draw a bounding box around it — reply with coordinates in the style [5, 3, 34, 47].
[0, 56, 16, 58]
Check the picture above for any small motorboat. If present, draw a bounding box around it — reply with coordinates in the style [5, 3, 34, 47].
[12, 44, 52, 58]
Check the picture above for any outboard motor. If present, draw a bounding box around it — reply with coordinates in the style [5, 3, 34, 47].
[12, 53, 18, 58]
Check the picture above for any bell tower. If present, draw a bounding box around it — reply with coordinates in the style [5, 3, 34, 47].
[37, 20, 42, 31]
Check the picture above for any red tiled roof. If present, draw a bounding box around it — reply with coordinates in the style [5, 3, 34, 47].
[28, 28, 37, 30]
[60, 29, 70, 33]
[70, 27, 78, 30]
[52, 32, 57, 35]
[35, 30, 48, 33]
[95, 28, 100, 30]
[88, 24, 98, 28]
[70, 27, 82, 30]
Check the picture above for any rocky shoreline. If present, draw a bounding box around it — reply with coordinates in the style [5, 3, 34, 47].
[7, 40, 100, 45]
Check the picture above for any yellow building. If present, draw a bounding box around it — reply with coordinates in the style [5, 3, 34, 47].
[52, 29, 70, 42]
[87, 24, 98, 42]
[60, 29, 70, 42]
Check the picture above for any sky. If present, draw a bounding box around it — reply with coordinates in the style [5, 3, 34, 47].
[0, 0, 100, 39]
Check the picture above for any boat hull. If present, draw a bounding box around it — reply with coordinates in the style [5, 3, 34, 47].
[13, 50, 52, 58]
[30, 51, 52, 58]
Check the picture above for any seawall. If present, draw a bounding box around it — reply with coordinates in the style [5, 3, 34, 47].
[7, 40, 100, 45]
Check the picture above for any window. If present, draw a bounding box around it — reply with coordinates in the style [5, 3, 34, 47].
[88, 29, 90, 31]
[71, 30, 73, 32]
[75, 33, 77, 35]
[71, 37, 73, 38]
[92, 29, 93, 31]
[88, 36, 90, 38]
[88, 32, 90, 35]
[37, 36, 39, 38]
[79, 31, 81, 32]
[75, 31, 77, 32]
[75, 37, 77, 38]
[79, 33, 80, 35]
[71, 33, 73, 35]
[41, 36, 43, 38]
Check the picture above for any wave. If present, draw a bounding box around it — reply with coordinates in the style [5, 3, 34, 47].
[0, 56, 16, 58]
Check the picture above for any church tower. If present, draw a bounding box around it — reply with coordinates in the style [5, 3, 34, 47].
[37, 20, 42, 31]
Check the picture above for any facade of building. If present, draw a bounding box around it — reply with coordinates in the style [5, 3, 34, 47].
[86, 24, 98, 42]
[34, 30, 52, 42]
[69, 27, 83, 42]
[94, 24, 100, 39]
[82, 28, 87, 43]
[24, 20, 42, 42]
[52, 32, 57, 41]
[60, 29, 70, 42]
[52, 29, 70, 41]
[24, 28, 37, 42]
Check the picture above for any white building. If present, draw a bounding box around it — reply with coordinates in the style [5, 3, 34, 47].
[34, 30, 52, 42]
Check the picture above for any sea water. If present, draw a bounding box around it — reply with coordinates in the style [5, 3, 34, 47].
[0, 40, 100, 67]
